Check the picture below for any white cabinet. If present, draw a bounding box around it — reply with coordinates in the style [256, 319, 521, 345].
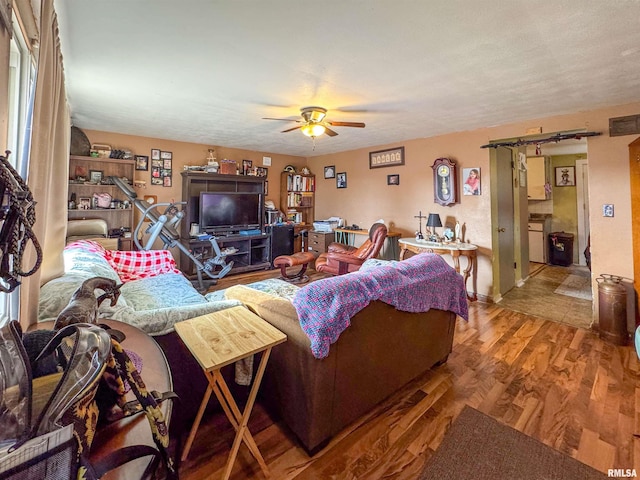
[528, 222, 545, 263]
[527, 156, 549, 200]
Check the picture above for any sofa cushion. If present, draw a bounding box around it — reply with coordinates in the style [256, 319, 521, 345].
[120, 273, 207, 310]
[105, 250, 182, 282]
[38, 273, 129, 322]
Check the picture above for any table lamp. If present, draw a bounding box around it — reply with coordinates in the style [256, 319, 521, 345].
[426, 213, 442, 241]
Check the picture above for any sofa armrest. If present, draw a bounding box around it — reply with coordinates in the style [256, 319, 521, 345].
[223, 285, 338, 452]
[224, 285, 301, 337]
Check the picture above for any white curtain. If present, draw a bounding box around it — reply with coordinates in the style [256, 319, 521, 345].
[19, 0, 69, 330]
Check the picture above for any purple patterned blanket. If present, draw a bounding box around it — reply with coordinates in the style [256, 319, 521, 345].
[292, 253, 469, 358]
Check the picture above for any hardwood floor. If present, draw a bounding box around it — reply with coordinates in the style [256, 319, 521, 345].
[177, 269, 639, 479]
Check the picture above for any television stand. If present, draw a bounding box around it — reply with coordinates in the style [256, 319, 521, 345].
[180, 232, 271, 280]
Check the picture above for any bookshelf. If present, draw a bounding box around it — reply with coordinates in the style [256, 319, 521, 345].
[280, 172, 315, 225]
[67, 156, 134, 247]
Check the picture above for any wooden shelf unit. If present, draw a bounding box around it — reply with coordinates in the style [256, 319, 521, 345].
[68, 155, 134, 240]
[181, 233, 271, 278]
[179, 171, 268, 275]
[280, 172, 315, 226]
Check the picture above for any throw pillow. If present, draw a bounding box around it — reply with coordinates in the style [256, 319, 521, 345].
[106, 250, 181, 283]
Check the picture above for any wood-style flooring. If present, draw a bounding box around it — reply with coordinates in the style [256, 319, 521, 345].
[177, 266, 638, 479]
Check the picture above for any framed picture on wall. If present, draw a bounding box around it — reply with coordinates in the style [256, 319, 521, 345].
[324, 165, 335, 179]
[555, 166, 575, 186]
[462, 168, 481, 195]
[336, 172, 347, 189]
[135, 155, 149, 171]
[369, 146, 404, 169]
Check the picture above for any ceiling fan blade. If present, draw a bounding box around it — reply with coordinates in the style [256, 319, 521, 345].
[281, 126, 302, 133]
[324, 127, 338, 137]
[326, 121, 366, 128]
[262, 117, 301, 122]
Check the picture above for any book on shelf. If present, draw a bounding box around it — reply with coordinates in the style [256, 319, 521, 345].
[287, 191, 314, 208]
[286, 174, 315, 192]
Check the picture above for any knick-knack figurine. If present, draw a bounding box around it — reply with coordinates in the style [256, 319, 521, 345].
[454, 221, 461, 243]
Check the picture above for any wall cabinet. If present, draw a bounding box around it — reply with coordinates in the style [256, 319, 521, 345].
[527, 156, 550, 200]
[280, 172, 315, 225]
[68, 155, 134, 244]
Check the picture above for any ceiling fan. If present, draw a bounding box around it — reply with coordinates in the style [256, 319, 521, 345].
[262, 106, 365, 137]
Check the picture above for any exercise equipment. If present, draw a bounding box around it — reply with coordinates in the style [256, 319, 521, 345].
[110, 176, 232, 290]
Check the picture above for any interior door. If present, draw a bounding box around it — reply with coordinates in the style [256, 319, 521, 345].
[496, 146, 516, 297]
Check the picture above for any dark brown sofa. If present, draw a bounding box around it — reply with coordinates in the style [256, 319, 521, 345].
[223, 283, 458, 453]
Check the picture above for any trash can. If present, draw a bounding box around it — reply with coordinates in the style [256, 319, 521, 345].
[597, 274, 628, 345]
[548, 232, 574, 266]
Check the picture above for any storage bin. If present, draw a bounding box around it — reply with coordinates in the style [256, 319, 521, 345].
[548, 232, 574, 266]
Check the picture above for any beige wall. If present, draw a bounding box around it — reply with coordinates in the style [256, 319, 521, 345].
[82, 129, 306, 226]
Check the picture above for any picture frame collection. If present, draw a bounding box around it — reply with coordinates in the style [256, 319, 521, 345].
[150, 149, 172, 187]
[323, 147, 408, 190]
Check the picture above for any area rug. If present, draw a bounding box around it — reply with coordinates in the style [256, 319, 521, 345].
[419, 406, 608, 480]
[554, 274, 592, 300]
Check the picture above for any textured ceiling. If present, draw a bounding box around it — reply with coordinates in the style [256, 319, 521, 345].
[54, 1, 640, 157]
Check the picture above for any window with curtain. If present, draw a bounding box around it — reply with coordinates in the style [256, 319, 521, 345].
[1, 9, 36, 327]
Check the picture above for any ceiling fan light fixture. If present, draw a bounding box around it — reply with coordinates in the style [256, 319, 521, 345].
[301, 123, 326, 137]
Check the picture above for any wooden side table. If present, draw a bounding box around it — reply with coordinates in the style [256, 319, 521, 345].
[175, 306, 286, 479]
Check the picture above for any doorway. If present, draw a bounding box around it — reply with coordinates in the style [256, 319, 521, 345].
[489, 134, 592, 321]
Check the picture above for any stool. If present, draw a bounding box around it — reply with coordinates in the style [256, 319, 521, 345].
[273, 252, 315, 284]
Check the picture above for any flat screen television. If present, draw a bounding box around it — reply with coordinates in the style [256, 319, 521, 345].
[199, 192, 262, 233]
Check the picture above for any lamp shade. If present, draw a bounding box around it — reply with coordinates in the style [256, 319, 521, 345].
[426, 213, 442, 228]
[301, 123, 326, 137]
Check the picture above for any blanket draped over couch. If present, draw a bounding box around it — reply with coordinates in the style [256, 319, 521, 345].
[293, 253, 469, 358]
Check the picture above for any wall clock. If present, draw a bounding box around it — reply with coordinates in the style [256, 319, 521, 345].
[431, 157, 458, 206]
